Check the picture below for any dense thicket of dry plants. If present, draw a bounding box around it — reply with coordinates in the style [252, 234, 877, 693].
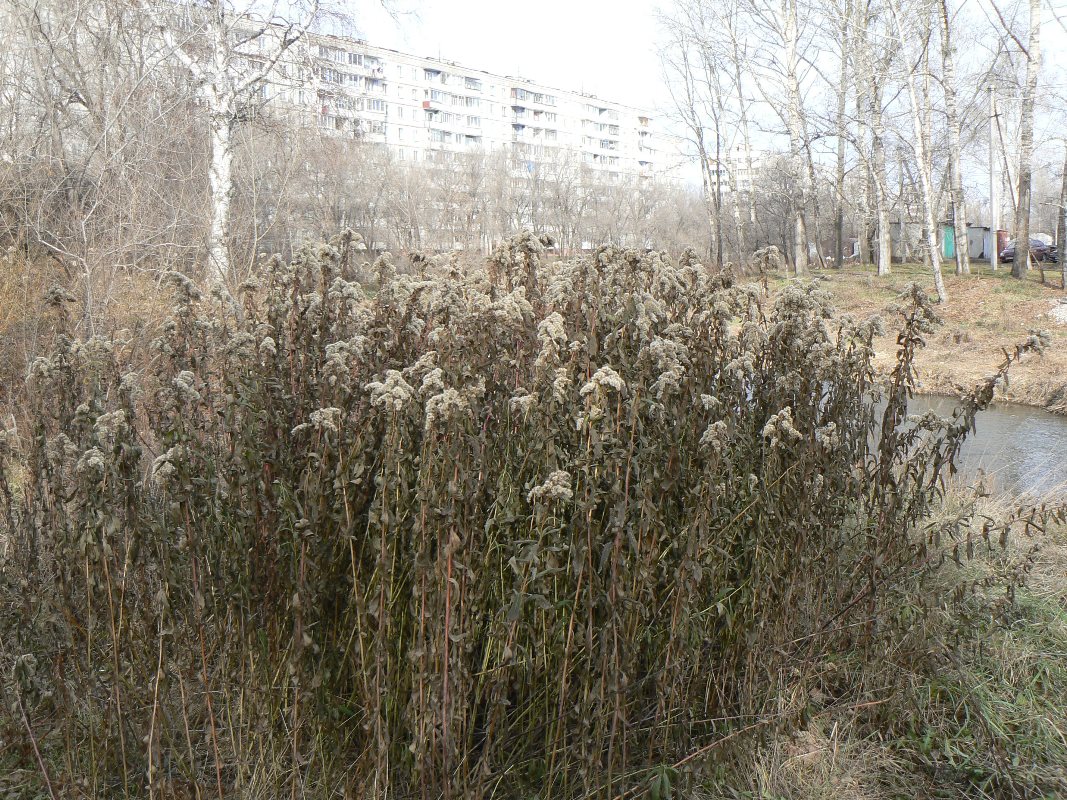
[0, 233, 1062, 798]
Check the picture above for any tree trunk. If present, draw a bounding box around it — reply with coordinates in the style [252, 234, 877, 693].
[784, 0, 808, 274]
[889, 0, 946, 302]
[871, 87, 891, 276]
[833, 0, 851, 269]
[939, 0, 970, 275]
[732, 48, 756, 255]
[899, 157, 912, 262]
[713, 131, 725, 267]
[729, 160, 745, 266]
[207, 116, 234, 286]
[1012, 0, 1042, 280]
[1058, 142, 1067, 290]
[855, 49, 871, 267]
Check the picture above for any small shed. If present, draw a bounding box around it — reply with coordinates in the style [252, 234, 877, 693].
[941, 222, 956, 259]
[967, 225, 988, 260]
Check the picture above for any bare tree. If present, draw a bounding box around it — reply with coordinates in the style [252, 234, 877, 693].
[832, 0, 853, 269]
[136, 0, 323, 287]
[888, 0, 947, 301]
[781, 0, 809, 273]
[1009, 0, 1041, 279]
[661, 25, 722, 265]
[938, 0, 970, 274]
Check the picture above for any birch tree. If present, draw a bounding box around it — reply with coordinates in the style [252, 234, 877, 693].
[938, 0, 969, 274]
[726, 5, 759, 253]
[851, 0, 894, 276]
[888, 0, 947, 302]
[832, 0, 853, 268]
[137, 0, 322, 287]
[1010, 0, 1041, 279]
[1058, 140, 1067, 289]
[781, 0, 809, 272]
[661, 32, 723, 265]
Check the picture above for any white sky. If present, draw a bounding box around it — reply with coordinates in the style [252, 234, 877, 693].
[354, 0, 671, 114]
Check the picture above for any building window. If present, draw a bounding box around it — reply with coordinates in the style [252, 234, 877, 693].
[348, 52, 363, 66]
[367, 98, 386, 112]
[467, 115, 480, 127]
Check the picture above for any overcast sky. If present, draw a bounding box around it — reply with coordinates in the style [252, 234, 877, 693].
[354, 0, 671, 113]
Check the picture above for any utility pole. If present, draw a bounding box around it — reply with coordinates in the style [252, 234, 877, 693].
[989, 84, 999, 272]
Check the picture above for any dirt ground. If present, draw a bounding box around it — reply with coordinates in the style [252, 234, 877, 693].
[771, 261, 1067, 415]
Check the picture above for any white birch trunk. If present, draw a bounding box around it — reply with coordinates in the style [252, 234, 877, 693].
[833, 0, 852, 269]
[1012, 0, 1041, 279]
[207, 115, 234, 284]
[139, 0, 319, 289]
[889, 0, 947, 302]
[871, 89, 892, 276]
[734, 45, 759, 240]
[1058, 142, 1067, 290]
[939, 0, 970, 274]
[783, 0, 808, 274]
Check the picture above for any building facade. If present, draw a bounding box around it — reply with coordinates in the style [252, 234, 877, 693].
[709, 144, 764, 195]
[249, 30, 657, 179]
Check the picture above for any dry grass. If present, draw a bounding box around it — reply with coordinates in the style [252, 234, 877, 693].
[0, 253, 172, 420]
[770, 263, 1067, 415]
[704, 486, 1067, 800]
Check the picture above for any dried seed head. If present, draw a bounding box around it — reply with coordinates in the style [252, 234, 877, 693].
[580, 365, 626, 398]
[366, 370, 414, 412]
[527, 470, 573, 504]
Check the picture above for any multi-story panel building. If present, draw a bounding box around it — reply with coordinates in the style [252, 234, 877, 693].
[708, 144, 765, 194]
[249, 30, 657, 179]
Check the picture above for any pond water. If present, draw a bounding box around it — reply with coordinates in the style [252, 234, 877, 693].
[906, 395, 1067, 499]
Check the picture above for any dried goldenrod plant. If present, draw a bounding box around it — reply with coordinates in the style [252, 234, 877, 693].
[0, 233, 1057, 799]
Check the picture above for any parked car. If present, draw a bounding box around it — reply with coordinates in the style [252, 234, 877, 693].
[999, 238, 1059, 263]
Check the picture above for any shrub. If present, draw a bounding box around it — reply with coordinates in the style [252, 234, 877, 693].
[0, 233, 1054, 798]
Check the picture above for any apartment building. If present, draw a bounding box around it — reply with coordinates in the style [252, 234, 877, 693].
[708, 144, 764, 194]
[251, 30, 657, 179]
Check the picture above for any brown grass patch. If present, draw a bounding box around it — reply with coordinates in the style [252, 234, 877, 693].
[772, 263, 1067, 415]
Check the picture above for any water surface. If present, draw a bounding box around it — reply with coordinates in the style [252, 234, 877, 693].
[906, 395, 1067, 499]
